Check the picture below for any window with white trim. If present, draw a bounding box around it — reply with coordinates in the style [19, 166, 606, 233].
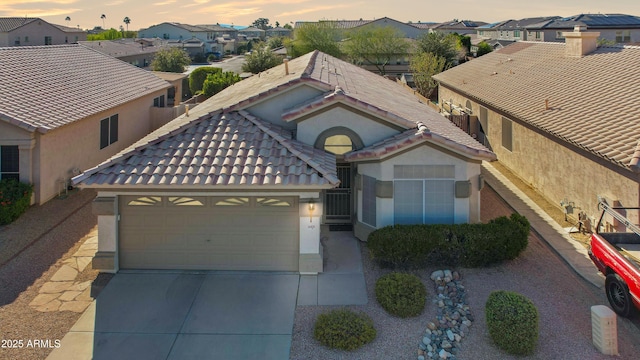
[362, 175, 376, 226]
[0, 146, 20, 180]
[616, 30, 631, 43]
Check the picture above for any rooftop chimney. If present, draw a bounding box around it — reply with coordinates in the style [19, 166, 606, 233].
[563, 25, 600, 58]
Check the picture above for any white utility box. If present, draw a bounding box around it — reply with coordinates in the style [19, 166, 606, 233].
[591, 305, 618, 356]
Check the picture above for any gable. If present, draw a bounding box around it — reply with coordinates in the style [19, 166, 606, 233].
[296, 105, 402, 148]
[359, 18, 425, 38]
[244, 84, 325, 130]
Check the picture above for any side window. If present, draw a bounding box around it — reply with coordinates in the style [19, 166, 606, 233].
[100, 114, 119, 149]
[501, 117, 513, 151]
[0, 145, 20, 180]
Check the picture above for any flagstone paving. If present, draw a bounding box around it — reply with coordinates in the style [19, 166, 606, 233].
[28, 227, 98, 313]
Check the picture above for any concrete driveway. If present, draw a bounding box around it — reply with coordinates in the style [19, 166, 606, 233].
[48, 272, 299, 360]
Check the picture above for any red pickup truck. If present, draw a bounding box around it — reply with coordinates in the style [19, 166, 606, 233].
[588, 199, 640, 317]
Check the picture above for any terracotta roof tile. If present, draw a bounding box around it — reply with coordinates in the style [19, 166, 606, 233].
[74, 111, 338, 188]
[433, 42, 640, 171]
[0, 44, 170, 133]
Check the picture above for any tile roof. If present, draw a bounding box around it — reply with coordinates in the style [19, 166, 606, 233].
[51, 23, 85, 33]
[294, 20, 372, 30]
[526, 14, 640, 29]
[345, 122, 496, 162]
[74, 50, 492, 188]
[74, 110, 339, 188]
[0, 44, 170, 133]
[78, 39, 166, 57]
[0, 17, 38, 32]
[431, 20, 488, 30]
[433, 42, 640, 172]
[495, 17, 560, 30]
[409, 22, 437, 30]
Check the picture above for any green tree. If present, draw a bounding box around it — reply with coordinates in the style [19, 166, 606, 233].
[123, 17, 131, 32]
[267, 36, 284, 49]
[291, 22, 342, 58]
[65, 16, 71, 25]
[202, 71, 241, 97]
[410, 52, 448, 99]
[476, 41, 493, 57]
[275, 21, 280, 28]
[151, 47, 192, 73]
[242, 43, 283, 73]
[283, 23, 293, 30]
[416, 31, 460, 67]
[252, 17, 270, 30]
[189, 67, 223, 94]
[343, 26, 410, 75]
[87, 28, 123, 40]
[454, 33, 471, 55]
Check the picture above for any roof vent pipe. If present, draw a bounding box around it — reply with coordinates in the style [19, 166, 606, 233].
[284, 58, 289, 75]
[545, 99, 549, 110]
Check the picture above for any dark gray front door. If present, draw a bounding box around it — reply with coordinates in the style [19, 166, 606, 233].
[325, 164, 351, 223]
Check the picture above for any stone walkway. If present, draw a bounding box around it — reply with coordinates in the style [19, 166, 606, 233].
[28, 227, 98, 313]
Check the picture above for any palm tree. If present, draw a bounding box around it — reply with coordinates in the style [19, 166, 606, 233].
[100, 14, 106, 28]
[65, 16, 71, 25]
[123, 17, 131, 32]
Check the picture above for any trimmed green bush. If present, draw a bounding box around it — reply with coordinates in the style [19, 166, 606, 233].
[368, 213, 529, 269]
[485, 290, 539, 355]
[0, 179, 33, 225]
[188, 67, 222, 94]
[313, 309, 376, 351]
[375, 272, 426, 317]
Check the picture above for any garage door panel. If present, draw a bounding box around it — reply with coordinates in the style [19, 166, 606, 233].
[119, 196, 299, 271]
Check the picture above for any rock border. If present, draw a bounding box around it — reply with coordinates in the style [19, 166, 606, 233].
[418, 270, 473, 360]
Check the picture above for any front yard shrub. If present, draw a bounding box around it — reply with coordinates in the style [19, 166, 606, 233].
[0, 179, 33, 225]
[188, 67, 222, 94]
[368, 213, 529, 269]
[313, 309, 376, 351]
[485, 290, 539, 355]
[375, 272, 426, 317]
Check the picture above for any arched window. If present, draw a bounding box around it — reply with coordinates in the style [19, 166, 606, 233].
[314, 127, 364, 156]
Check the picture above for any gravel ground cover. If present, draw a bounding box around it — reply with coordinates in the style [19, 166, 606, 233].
[0, 189, 112, 360]
[290, 186, 640, 360]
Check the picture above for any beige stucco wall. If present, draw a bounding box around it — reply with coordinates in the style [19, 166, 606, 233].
[296, 106, 401, 147]
[35, 90, 165, 203]
[245, 84, 324, 130]
[0, 121, 36, 186]
[439, 86, 640, 223]
[355, 143, 482, 231]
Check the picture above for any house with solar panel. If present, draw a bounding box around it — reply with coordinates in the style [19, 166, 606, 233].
[0, 44, 172, 204]
[73, 51, 495, 274]
[434, 26, 640, 228]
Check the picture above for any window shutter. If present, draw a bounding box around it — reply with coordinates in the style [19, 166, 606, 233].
[110, 115, 119, 144]
[100, 118, 109, 149]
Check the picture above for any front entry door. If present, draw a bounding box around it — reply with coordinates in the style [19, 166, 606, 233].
[325, 163, 351, 223]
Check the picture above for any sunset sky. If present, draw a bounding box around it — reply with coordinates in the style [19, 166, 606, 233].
[1, 0, 639, 31]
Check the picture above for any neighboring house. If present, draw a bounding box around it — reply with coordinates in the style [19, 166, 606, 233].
[0, 44, 171, 204]
[476, 17, 560, 41]
[78, 38, 170, 68]
[295, 17, 427, 39]
[138, 22, 237, 53]
[433, 26, 640, 228]
[428, 20, 488, 35]
[238, 26, 265, 41]
[265, 26, 292, 38]
[73, 51, 495, 274]
[525, 13, 640, 44]
[0, 17, 87, 47]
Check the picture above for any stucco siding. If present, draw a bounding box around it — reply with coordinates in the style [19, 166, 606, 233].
[438, 86, 640, 223]
[36, 90, 164, 203]
[138, 24, 193, 40]
[2, 20, 86, 47]
[246, 85, 324, 130]
[296, 106, 401, 147]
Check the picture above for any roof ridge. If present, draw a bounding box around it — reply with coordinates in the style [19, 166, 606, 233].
[238, 110, 339, 185]
[629, 140, 640, 172]
[302, 50, 320, 77]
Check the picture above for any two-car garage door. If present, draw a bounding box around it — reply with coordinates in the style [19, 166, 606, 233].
[118, 195, 299, 271]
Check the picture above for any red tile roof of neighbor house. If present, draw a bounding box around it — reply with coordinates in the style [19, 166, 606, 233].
[433, 42, 640, 172]
[74, 50, 493, 188]
[0, 44, 170, 133]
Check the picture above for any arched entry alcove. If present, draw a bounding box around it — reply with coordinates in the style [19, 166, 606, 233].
[314, 127, 364, 225]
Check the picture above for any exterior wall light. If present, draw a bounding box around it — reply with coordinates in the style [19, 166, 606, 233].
[308, 200, 315, 222]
